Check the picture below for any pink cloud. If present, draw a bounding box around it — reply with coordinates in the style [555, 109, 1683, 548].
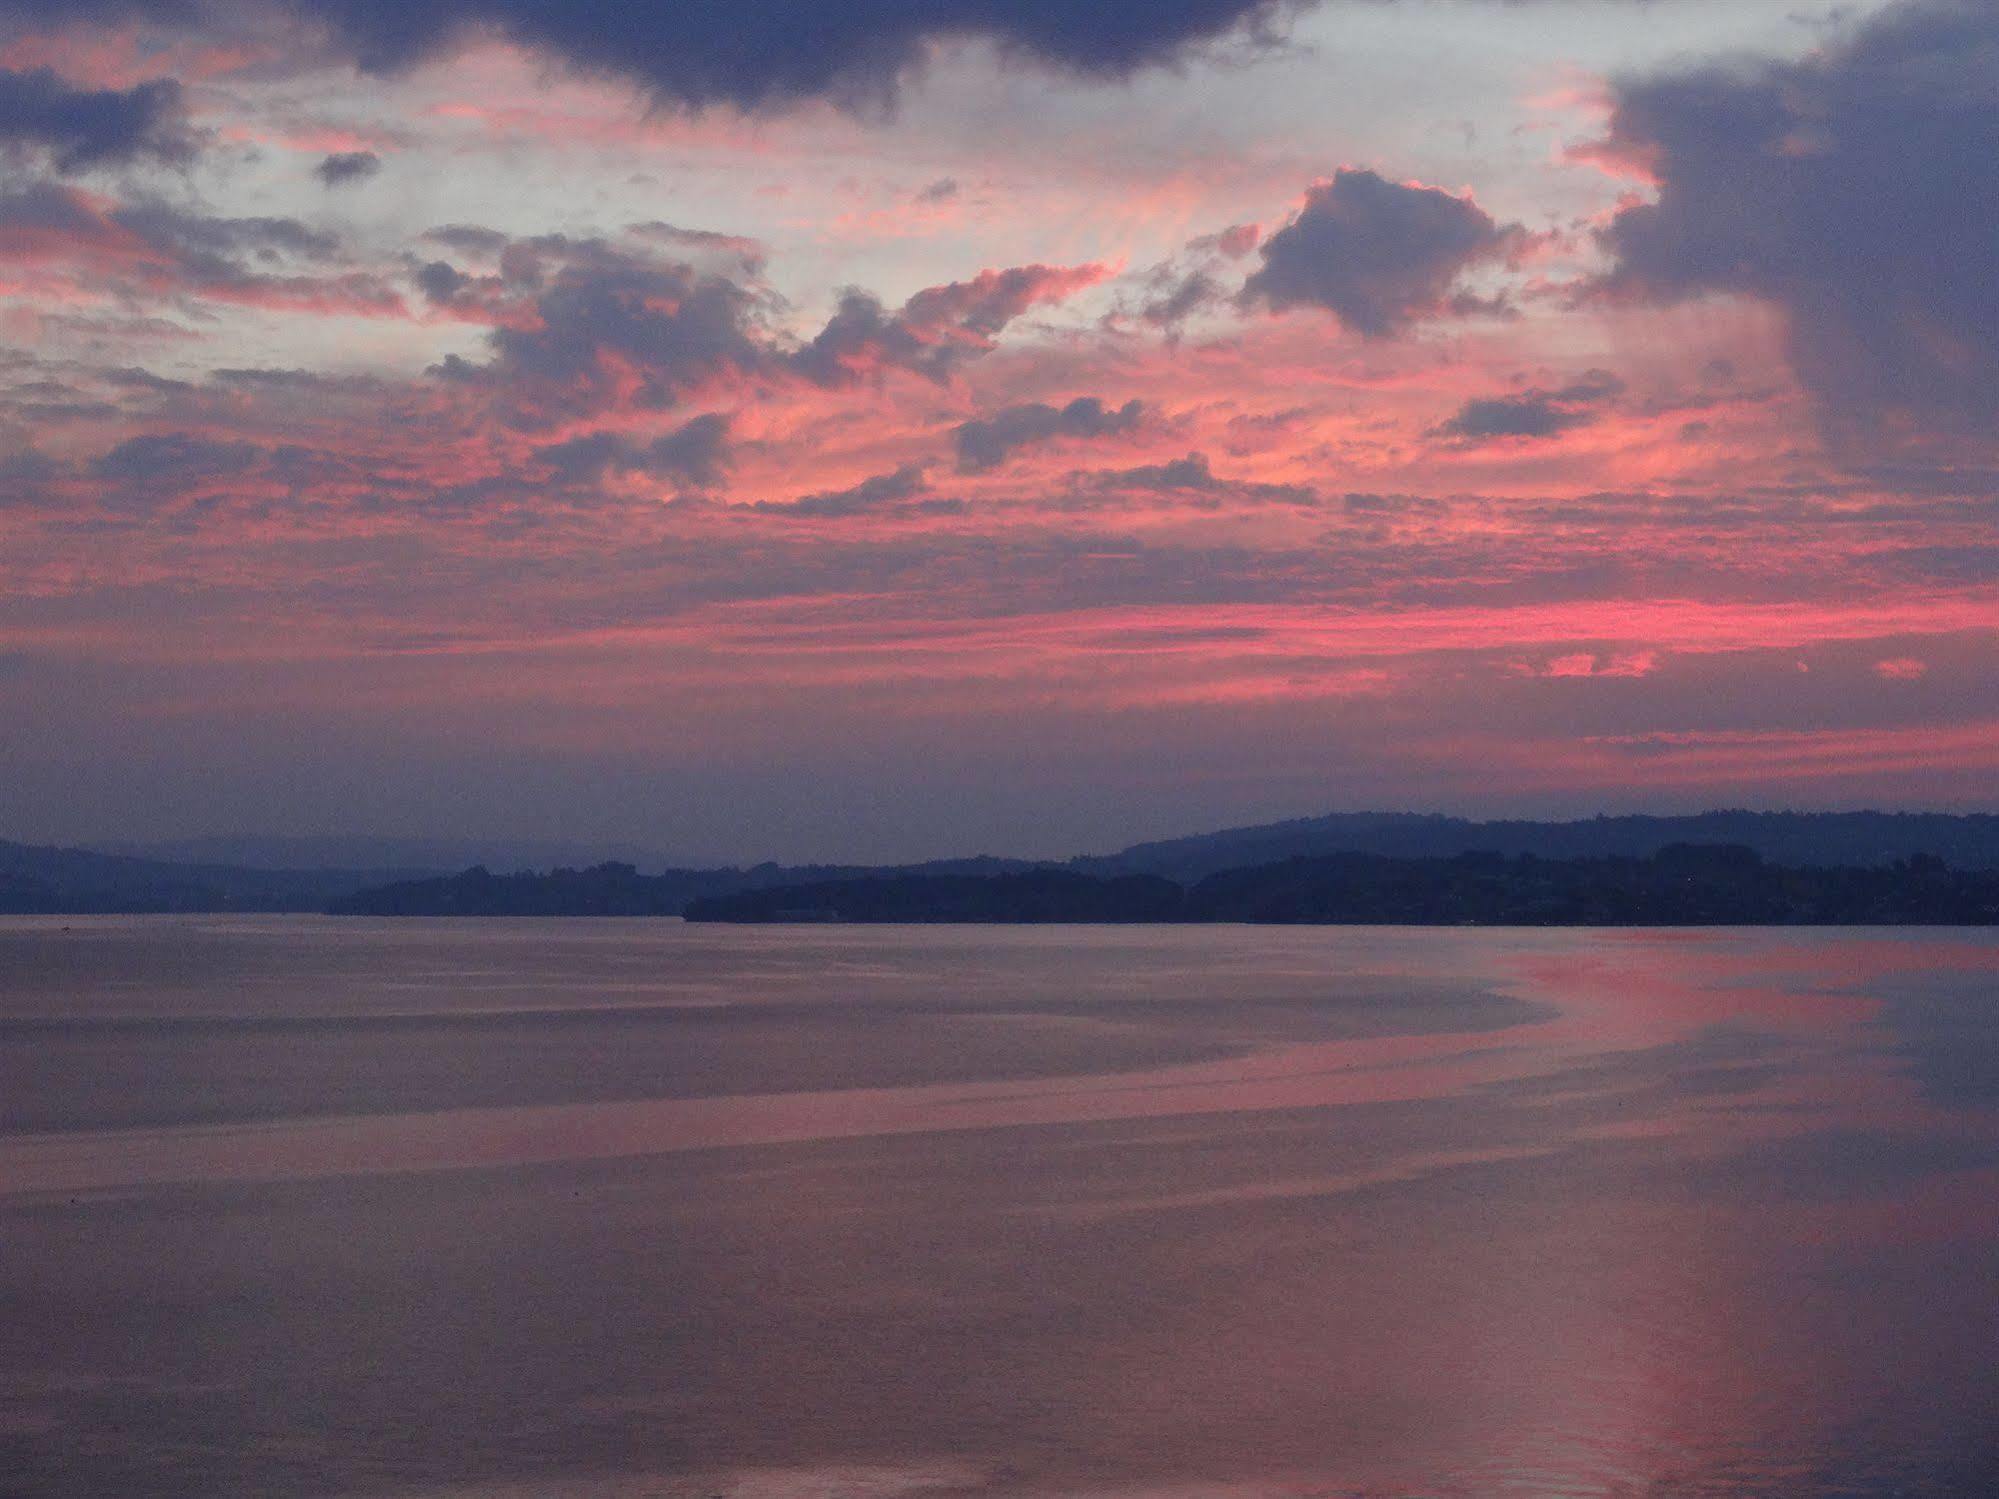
[1533, 650, 1660, 679]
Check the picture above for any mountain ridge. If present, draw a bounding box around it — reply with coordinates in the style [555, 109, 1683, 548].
[1076, 810, 1999, 882]
[0, 838, 431, 914]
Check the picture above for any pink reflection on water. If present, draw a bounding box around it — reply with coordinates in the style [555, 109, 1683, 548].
[0, 1023, 1550, 1194]
[0, 929, 1988, 1202]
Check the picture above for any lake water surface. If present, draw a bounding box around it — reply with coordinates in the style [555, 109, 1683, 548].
[1, 918, 1994, 1497]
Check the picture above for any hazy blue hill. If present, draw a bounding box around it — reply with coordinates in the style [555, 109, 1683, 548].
[0, 839, 429, 914]
[1080, 811, 1999, 883]
[97, 834, 671, 874]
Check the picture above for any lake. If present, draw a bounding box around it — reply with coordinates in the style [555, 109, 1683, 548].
[0, 917, 1994, 1497]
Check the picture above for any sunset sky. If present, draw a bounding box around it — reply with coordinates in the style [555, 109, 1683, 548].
[1, 0, 1994, 862]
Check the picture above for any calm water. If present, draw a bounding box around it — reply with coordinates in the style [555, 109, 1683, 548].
[0, 918, 1994, 1498]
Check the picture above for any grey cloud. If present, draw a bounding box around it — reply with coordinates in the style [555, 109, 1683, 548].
[32, 191, 411, 314]
[415, 259, 467, 302]
[1099, 452, 1220, 491]
[1120, 223, 1260, 333]
[533, 413, 732, 488]
[425, 224, 511, 256]
[642, 411, 733, 487]
[757, 462, 932, 518]
[1432, 370, 1626, 444]
[955, 396, 1144, 472]
[89, 432, 262, 494]
[794, 263, 1100, 387]
[1241, 168, 1515, 338]
[1597, 0, 1999, 442]
[438, 236, 1091, 424]
[1137, 268, 1223, 331]
[0, 182, 369, 308]
[9, 0, 1302, 114]
[626, 220, 766, 274]
[441, 254, 772, 426]
[113, 202, 340, 268]
[0, 447, 63, 492]
[0, 67, 196, 171]
[315, 150, 381, 186]
[1070, 452, 1318, 510]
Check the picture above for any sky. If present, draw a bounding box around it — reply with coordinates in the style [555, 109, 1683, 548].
[0, 0, 1994, 863]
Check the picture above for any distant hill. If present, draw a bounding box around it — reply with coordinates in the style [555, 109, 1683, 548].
[13, 809, 1999, 916]
[685, 869, 1185, 924]
[0, 840, 429, 914]
[330, 810, 1999, 919]
[95, 834, 675, 874]
[688, 846, 1999, 927]
[328, 856, 1041, 917]
[1077, 811, 1999, 883]
[1180, 845, 1996, 925]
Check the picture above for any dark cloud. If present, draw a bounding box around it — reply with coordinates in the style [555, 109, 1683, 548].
[424, 223, 511, 256]
[528, 430, 627, 481]
[0, 181, 404, 314]
[418, 226, 759, 298]
[1432, 370, 1625, 445]
[1075, 451, 1317, 509]
[914, 177, 960, 204]
[384, 0, 1280, 109]
[438, 253, 772, 425]
[641, 411, 732, 487]
[406, 251, 523, 322]
[1136, 268, 1223, 331]
[1240, 167, 1515, 338]
[89, 431, 261, 490]
[111, 200, 341, 268]
[0, 181, 334, 270]
[1597, 0, 1999, 442]
[1099, 452, 1220, 491]
[0, 447, 61, 491]
[793, 262, 1106, 386]
[756, 462, 934, 519]
[955, 395, 1144, 471]
[533, 413, 732, 488]
[414, 259, 466, 302]
[0, 67, 195, 172]
[2, 0, 1301, 112]
[315, 149, 381, 186]
[1121, 222, 1259, 333]
[428, 231, 1101, 424]
[626, 220, 766, 274]
[0, 177, 108, 245]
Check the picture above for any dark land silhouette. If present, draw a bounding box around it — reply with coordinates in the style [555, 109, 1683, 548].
[7, 809, 1999, 917]
[326, 846, 1999, 925]
[685, 868, 1187, 924]
[1072, 810, 1999, 883]
[323, 857, 1035, 918]
[0, 839, 429, 915]
[681, 846, 1999, 926]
